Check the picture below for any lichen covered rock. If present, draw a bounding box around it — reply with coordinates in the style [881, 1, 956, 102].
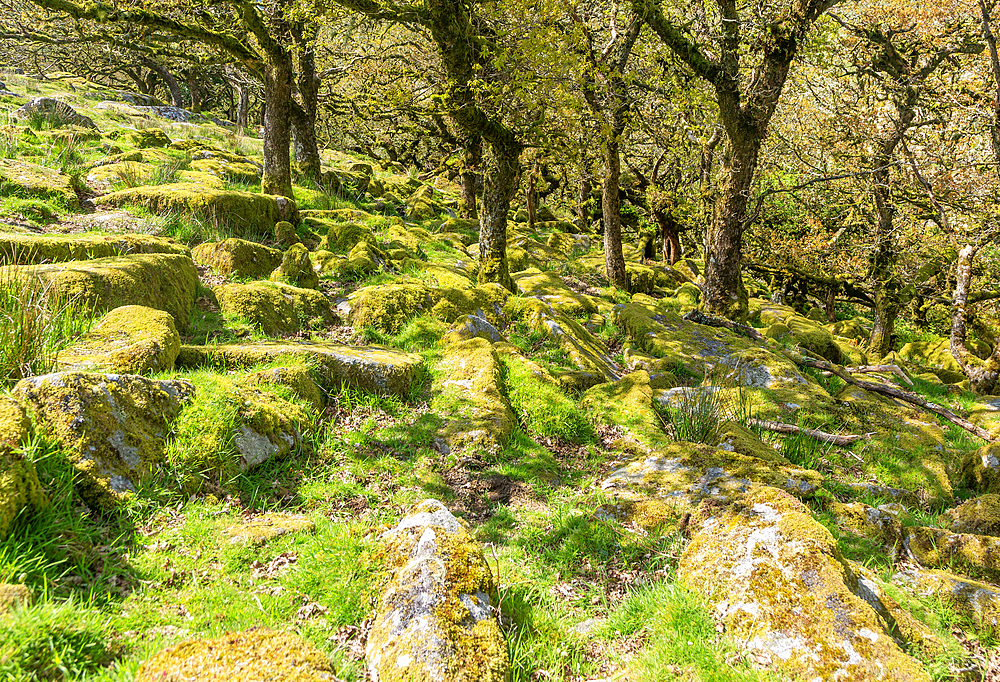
[680, 486, 930, 681]
[215, 281, 333, 336]
[176, 341, 422, 397]
[442, 314, 506, 345]
[601, 439, 823, 510]
[13, 97, 98, 130]
[367, 499, 507, 682]
[270, 243, 319, 289]
[57, 305, 180, 374]
[510, 298, 620, 383]
[14, 372, 194, 509]
[0, 231, 186, 265]
[192, 238, 282, 279]
[8, 253, 198, 328]
[136, 629, 335, 682]
[512, 268, 596, 315]
[433, 338, 515, 453]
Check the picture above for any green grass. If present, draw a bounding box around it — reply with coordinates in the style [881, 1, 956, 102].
[0, 263, 95, 386]
[502, 355, 593, 443]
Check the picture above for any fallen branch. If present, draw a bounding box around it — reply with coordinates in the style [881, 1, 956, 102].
[749, 419, 873, 446]
[802, 359, 994, 442]
[682, 309, 766, 342]
[844, 364, 914, 386]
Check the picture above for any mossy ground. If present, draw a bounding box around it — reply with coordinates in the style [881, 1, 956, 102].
[1, 74, 998, 681]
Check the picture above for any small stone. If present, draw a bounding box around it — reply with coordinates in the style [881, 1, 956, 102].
[223, 513, 315, 544]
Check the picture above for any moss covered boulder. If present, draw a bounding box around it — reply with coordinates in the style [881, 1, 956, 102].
[305, 218, 376, 254]
[311, 242, 383, 279]
[510, 297, 620, 383]
[167, 375, 311, 490]
[0, 231, 187, 265]
[957, 443, 1000, 494]
[898, 337, 963, 376]
[245, 365, 324, 411]
[442, 314, 506, 345]
[583, 371, 666, 452]
[57, 305, 180, 374]
[680, 486, 931, 681]
[125, 128, 170, 148]
[601, 438, 823, 511]
[9, 253, 198, 328]
[177, 341, 422, 397]
[945, 495, 1000, 536]
[433, 338, 515, 453]
[14, 372, 194, 509]
[368, 499, 507, 682]
[95, 184, 292, 236]
[270, 243, 319, 290]
[192, 238, 281, 279]
[512, 268, 597, 315]
[215, 281, 333, 336]
[0, 159, 78, 208]
[14, 97, 98, 130]
[893, 567, 1000, 631]
[347, 281, 508, 334]
[189, 157, 260, 184]
[137, 629, 335, 682]
[904, 526, 1000, 582]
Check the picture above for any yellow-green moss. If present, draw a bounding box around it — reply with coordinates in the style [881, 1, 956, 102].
[305, 218, 376, 254]
[192, 238, 281, 279]
[0, 159, 78, 209]
[0, 231, 187, 265]
[269, 243, 318, 290]
[905, 526, 1000, 583]
[176, 341, 422, 397]
[945, 494, 1000, 536]
[189, 157, 260, 184]
[136, 629, 334, 682]
[582, 370, 666, 452]
[215, 281, 332, 336]
[57, 305, 180, 374]
[0, 448, 46, 539]
[222, 513, 315, 544]
[433, 338, 515, 453]
[95, 184, 288, 236]
[246, 365, 324, 411]
[0, 583, 30, 615]
[350, 281, 508, 334]
[894, 567, 1000, 631]
[125, 128, 170, 148]
[511, 268, 597, 315]
[8, 253, 198, 328]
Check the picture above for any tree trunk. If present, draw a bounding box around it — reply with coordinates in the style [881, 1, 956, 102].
[291, 24, 322, 181]
[261, 53, 294, 198]
[185, 70, 201, 112]
[144, 61, 184, 107]
[460, 135, 481, 219]
[478, 143, 518, 290]
[603, 132, 628, 289]
[526, 168, 537, 230]
[951, 244, 1000, 393]
[704, 133, 758, 320]
[235, 83, 250, 130]
[868, 291, 900, 359]
[576, 165, 593, 232]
